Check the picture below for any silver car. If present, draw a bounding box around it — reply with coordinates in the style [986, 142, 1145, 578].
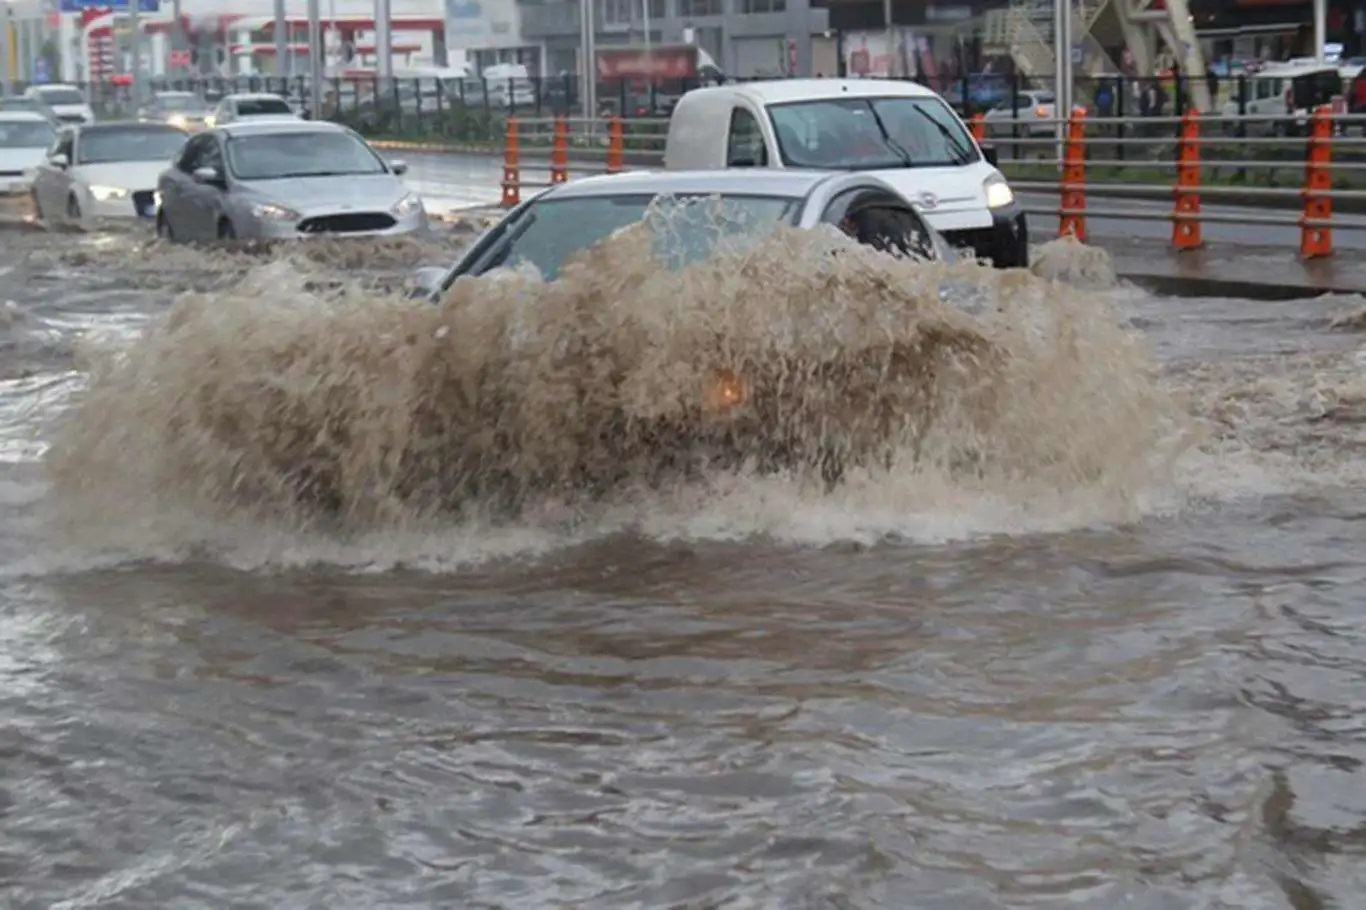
[415, 168, 954, 300]
[154, 120, 425, 242]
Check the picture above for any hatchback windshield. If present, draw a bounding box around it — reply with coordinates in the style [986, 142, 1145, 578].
[482, 193, 801, 280]
[769, 97, 979, 169]
[76, 126, 187, 164]
[0, 120, 55, 147]
[237, 97, 293, 116]
[225, 130, 386, 179]
[37, 88, 85, 106]
[0, 98, 44, 114]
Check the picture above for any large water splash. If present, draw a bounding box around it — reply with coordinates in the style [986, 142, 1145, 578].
[43, 215, 1197, 557]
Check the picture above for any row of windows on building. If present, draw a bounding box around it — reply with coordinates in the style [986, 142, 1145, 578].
[596, 0, 788, 23]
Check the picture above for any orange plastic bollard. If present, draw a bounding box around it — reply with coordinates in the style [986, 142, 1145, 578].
[606, 117, 624, 174]
[1058, 109, 1087, 242]
[1170, 110, 1203, 251]
[970, 113, 986, 143]
[1300, 105, 1334, 259]
[501, 116, 521, 208]
[550, 116, 569, 184]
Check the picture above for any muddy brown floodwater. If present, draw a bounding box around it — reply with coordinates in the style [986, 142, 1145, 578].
[2, 222, 1365, 910]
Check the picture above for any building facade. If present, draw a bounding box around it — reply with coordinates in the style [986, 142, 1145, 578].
[517, 0, 831, 79]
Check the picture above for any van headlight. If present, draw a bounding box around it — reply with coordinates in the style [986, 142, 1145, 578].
[89, 185, 129, 201]
[391, 193, 423, 216]
[984, 174, 1015, 209]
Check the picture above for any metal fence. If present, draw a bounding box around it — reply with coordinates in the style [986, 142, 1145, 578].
[493, 107, 1366, 259]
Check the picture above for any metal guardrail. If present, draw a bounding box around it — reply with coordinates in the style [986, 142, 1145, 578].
[489, 107, 1366, 259]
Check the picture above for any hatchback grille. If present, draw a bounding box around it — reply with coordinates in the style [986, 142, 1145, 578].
[297, 212, 396, 234]
[58, 113, 85, 123]
[0, 170, 22, 177]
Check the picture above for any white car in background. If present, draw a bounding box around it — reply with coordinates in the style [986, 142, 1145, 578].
[0, 111, 56, 197]
[24, 83, 95, 126]
[30, 121, 188, 226]
[209, 92, 299, 127]
[981, 90, 1058, 138]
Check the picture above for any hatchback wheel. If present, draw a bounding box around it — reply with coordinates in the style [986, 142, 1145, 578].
[66, 194, 82, 227]
[156, 210, 174, 242]
[217, 219, 235, 240]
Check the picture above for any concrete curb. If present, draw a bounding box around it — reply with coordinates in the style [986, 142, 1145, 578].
[1116, 272, 1363, 300]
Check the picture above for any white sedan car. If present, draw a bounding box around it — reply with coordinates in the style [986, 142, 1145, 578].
[208, 92, 299, 127]
[30, 121, 188, 226]
[0, 111, 56, 198]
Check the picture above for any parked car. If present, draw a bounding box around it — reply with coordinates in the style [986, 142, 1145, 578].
[1219, 62, 1344, 135]
[981, 90, 1058, 138]
[155, 119, 424, 241]
[30, 121, 188, 225]
[663, 78, 1027, 267]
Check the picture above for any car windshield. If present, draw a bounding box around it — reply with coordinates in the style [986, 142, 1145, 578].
[225, 130, 386, 179]
[155, 94, 205, 112]
[76, 126, 187, 164]
[483, 193, 801, 281]
[0, 119, 56, 147]
[1, 98, 43, 113]
[38, 88, 85, 105]
[237, 97, 292, 115]
[769, 97, 979, 169]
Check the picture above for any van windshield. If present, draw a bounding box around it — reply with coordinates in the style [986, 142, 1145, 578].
[768, 96, 979, 170]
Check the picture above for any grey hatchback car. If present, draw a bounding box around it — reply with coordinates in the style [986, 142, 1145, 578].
[154, 120, 426, 241]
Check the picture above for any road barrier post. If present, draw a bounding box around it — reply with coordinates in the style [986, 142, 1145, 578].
[1300, 105, 1334, 259]
[606, 117, 624, 174]
[1171, 110, 1203, 251]
[1058, 109, 1088, 242]
[501, 117, 521, 208]
[551, 116, 569, 184]
[970, 113, 985, 143]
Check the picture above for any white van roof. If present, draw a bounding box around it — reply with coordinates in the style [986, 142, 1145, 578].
[691, 78, 941, 107]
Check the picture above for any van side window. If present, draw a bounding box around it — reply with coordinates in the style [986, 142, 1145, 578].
[727, 107, 767, 167]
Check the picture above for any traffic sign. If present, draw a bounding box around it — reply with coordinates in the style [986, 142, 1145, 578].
[59, 0, 160, 12]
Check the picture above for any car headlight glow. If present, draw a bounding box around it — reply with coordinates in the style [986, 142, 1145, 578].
[89, 184, 129, 201]
[391, 193, 423, 217]
[984, 175, 1015, 209]
[168, 114, 188, 128]
[203, 115, 216, 127]
[251, 202, 301, 222]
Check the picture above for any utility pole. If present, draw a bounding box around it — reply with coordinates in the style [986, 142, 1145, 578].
[130, 0, 142, 109]
[883, 0, 894, 76]
[274, 0, 288, 77]
[1313, 0, 1326, 62]
[375, 0, 392, 80]
[1053, 0, 1072, 153]
[580, 0, 595, 120]
[0, 5, 10, 96]
[307, 0, 323, 117]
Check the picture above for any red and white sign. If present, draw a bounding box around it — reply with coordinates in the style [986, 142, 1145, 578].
[596, 46, 697, 81]
[169, 49, 191, 68]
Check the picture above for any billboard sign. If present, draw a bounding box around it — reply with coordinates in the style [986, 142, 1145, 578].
[59, 0, 159, 13]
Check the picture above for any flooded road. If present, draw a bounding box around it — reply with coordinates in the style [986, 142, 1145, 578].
[3, 222, 1366, 909]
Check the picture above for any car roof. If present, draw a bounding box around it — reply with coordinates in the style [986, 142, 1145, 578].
[156, 90, 195, 97]
[223, 92, 289, 101]
[536, 168, 849, 201]
[218, 119, 346, 137]
[686, 78, 941, 107]
[0, 110, 49, 122]
[1254, 62, 1341, 77]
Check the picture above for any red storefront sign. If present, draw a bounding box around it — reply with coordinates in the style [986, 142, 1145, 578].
[596, 46, 697, 80]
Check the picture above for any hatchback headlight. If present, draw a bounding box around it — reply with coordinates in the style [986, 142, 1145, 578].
[984, 174, 1015, 209]
[251, 202, 301, 221]
[391, 193, 423, 216]
[89, 185, 129, 201]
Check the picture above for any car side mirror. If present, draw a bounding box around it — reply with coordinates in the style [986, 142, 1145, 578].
[409, 265, 449, 301]
[981, 145, 999, 167]
[389, 159, 409, 176]
[49, 152, 68, 168]
[192, 166, 224, 186]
